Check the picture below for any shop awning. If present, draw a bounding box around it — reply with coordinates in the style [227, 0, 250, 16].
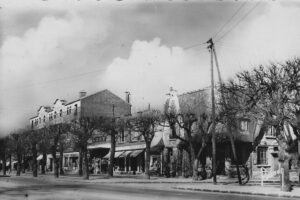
[115, 151, 125, 158]
[103, 152, 111, 159]
[103, 151, 125, 159]
[130, 150, 144, 158]
[37, 155, 43, 161]
[119, 151, 133, 158]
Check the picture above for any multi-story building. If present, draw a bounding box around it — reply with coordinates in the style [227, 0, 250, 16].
[29, 89, 131, 172]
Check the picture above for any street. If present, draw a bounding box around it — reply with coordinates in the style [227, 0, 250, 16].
[0, 176, 297, 200]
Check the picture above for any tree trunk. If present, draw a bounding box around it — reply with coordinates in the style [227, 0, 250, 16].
[278, 138, 291, 192]
[41, 152, 47, 175]
[79, 149, 83, 176]
[59, 147, 64, 175]
[144, 142, 151, 180]
[16, 154, 22, 176]
[83, 147, 89, 180]
[22, 153, 26, 173]
[52, 151, 59, 178]
[2, 150, 6, 176]
[32, 142, 38, 177]
[164, 148, 170, 178]
[189, 143, 197, 180]
[9, 154, 12, 173]
[228, 126, 242, 185]
[280, 158, 291, 191]
[108, 131, 116, 177]
[177, 148, 182, 177]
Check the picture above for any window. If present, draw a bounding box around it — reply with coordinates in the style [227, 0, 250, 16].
[60, 109, 62, 117]
[43, 116, 46, 122]
[49, 113, 53, 121]
[69, 107, 71, 114]
[240, 120, 249, 132]
[140, 135, 145, 141]
[74, 104, 78, 116]
[119, 131, 125, 143]
[257, 147, 268, 165]
[266, 126, 276, 137]
[39, 117, 41, 124]
[131, 132, 139, 142]
[54, 111, 57, 119]
[31, 120, 34, 128]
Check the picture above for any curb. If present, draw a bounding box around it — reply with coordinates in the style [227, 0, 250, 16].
[172, 186, 300, 198]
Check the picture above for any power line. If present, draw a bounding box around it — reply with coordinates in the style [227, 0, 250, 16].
[0, 67, 106, 92]
[183, 41, 207, 50]
[212, 1, 248, 39]
[183, 2, 248, 51]
[215, 1, 261, 43]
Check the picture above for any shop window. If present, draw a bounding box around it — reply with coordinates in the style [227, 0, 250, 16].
[257, 147, 268, 165]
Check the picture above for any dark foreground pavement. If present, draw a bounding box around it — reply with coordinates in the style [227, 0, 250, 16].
[0, 176, 299, 200]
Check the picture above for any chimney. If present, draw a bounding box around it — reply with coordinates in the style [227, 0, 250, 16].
[79, 90, 87, 98]
[125, 91, 132, 116]
[125, 91, 131, 104]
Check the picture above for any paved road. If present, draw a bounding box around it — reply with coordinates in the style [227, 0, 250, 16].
[0, 177, 297, 200]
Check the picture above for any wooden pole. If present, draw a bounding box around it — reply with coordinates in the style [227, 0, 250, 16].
[208, 38, 217, 184]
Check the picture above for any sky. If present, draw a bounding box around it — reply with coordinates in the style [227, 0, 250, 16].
[1, 0, 300, 136]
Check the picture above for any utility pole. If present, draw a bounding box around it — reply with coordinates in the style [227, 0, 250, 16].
[207, 38, 217, 184]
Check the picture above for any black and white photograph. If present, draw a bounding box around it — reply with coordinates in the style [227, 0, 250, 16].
[0, 0, 300, 199]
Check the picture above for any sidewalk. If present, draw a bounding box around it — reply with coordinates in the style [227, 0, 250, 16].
[4, 172, 300, 198]
[173, 182, 300, 199]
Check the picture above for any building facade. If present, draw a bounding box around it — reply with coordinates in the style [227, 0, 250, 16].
[29, 89, 131, 173]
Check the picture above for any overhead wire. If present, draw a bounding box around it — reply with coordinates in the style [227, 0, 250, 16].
[184, 1, 250, 51]
[212, 1, 248, 39]
[215, 1, 261, 43]
[0, 67, 106, 92]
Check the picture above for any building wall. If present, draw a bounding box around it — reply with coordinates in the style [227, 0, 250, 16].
[81, 89, 131, 118]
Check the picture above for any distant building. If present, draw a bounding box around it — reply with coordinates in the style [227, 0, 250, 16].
[29, 89, 131, 172]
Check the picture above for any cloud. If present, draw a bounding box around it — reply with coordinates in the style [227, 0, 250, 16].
[216, 2, 300, 77]
[0, 11, 109, 135]
[101, 38, 210, 112]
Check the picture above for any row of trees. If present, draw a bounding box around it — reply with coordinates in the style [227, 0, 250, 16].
[0, 58, 299, 191]
[0, 111, 162, 180]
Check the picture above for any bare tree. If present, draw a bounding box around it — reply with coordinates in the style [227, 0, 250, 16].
[0, 136, 8, 176]
[164, 96, 212, 180]
[26, 130, 39, 177]
[37, 128, 52, 175]
[71, 117, 98, 180]
[9, 130, 27, 176]
[97, 116, 126, 177]
[128, 110, 162, 179]
[48, 124, 70, 178]
[222, 59, 300, 191]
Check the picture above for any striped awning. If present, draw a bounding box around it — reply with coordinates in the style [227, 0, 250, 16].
[103, 151, 125, 159]
[119, 151, 133, 158]
[37, 155, 43, 161]
[130, 150, 144, 158]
